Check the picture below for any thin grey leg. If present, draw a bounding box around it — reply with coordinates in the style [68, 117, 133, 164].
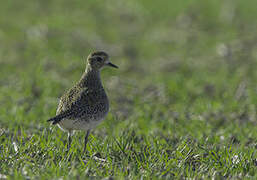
[67, 131, 72, 151]
[83, 130, 90, 153]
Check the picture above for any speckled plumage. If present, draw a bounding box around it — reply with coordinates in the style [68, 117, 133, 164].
[47, 51, 118, 152]
[55, 69, 109, 131]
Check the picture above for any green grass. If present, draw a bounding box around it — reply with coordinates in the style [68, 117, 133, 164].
[0, 0, 257, 179]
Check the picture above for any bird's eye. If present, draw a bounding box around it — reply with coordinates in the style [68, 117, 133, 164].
[96, 57, 103, 62]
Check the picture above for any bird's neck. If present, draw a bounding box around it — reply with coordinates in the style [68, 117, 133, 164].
[79, 65, 102, 88]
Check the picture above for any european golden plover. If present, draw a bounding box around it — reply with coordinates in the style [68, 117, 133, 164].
[47, 51, 118, 152]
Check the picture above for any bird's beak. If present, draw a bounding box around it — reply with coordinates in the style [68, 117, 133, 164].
[107, 62, 118, 69]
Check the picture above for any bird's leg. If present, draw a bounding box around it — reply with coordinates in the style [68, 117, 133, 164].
[67, 131, 72, 151]
[83, 130, 90, 153]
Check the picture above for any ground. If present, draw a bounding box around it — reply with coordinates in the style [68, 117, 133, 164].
[0, 0, 257, 179]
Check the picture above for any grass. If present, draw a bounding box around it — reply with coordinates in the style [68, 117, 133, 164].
[0, 0, 257, 179]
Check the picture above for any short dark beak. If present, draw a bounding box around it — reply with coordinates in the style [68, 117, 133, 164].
[107, 62, 118, 69]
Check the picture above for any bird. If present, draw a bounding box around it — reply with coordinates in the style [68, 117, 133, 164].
[47, 51, 118, 152]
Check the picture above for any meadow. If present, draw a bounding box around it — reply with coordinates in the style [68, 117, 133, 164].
[0, 0, 257, 179]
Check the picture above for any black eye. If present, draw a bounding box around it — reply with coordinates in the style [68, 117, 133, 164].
[96, 57, 103, 62]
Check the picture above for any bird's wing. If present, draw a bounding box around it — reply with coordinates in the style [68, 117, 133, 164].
[47, 87, 93, 125]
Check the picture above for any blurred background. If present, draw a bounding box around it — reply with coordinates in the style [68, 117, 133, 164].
[0, 0, 256, 143]
[0, 0, 257, 178]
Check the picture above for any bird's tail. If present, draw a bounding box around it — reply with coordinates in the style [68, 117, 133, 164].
[47, 111, 72, 125]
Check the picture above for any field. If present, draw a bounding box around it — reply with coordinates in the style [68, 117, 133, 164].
[0, 0, 257, 179]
